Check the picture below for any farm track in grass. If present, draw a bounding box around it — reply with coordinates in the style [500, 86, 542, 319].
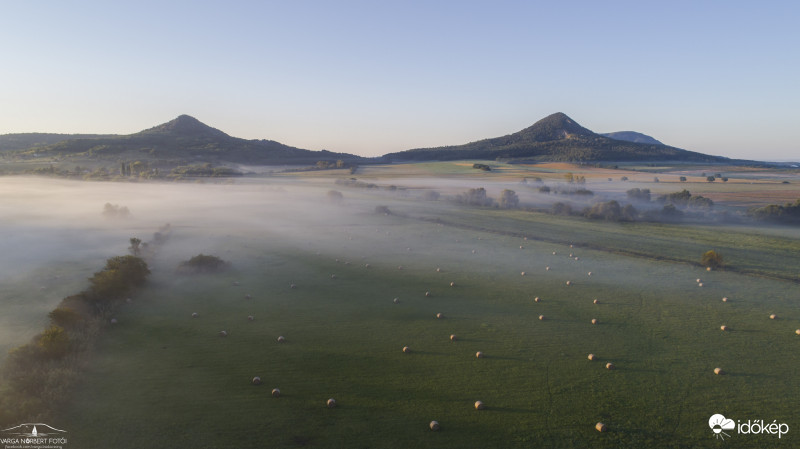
[58, 210, 799, 448]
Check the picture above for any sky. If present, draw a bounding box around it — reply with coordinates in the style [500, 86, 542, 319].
[1, 1, 798, 159]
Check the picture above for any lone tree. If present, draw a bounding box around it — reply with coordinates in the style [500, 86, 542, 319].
[499, 189, 519, 209]
[701, 250, 724, 269]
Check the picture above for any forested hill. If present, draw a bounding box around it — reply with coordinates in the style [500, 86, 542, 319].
[383, 112, 729, 163]
[8, 115, 367, 165]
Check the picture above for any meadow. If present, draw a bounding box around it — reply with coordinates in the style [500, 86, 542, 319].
[1, 163, 798, 448]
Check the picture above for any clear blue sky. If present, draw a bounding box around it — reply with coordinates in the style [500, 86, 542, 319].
[1, 1, 797, 159]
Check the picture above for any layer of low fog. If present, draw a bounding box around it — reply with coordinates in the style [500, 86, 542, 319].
[1, 171, 795, 362]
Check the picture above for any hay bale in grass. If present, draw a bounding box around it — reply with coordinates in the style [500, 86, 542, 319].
[534, 297, 540, 302]
[587, 272, 592, 276]
[191, 312, 198, 318]
[795, 329, 800, 335]
[219, 330, 228, 337]
[591, 318, 598, 325]
[393, 297, 400, 304]
[365, 263, 370, 268]
[430, 421, 440, 431]
[471, 250, 476, 254]
[698, 283, 703, 287]
[605, 362, 615, 370]
[252, 376, 262, 385]
[546, 266, 550, 271]
[436, 313, 443, 319]
[475, 351, 484, 358]
[277, 336, 285, 343]
[110, 318, 118, 324]
[425, 291, 431, 297]
[569, 253, 573, 258]
[596, 422, 606, 432]
[290, 283, 296, 289]
[436, 267, 441, 272]
[593, 299, 599, 304]
[588, 354, 596, 361]
[707, 267, 712, 271]
[696, 278, 701, 283]
[720, 325, 728, 331]
[770, 314, 777, 320]
[539, 315, 545, 321]
[474, 401, 485, 410]
[520, 245, 524, 249]
[327, 398, 336, 408]
[272, 388, 280, 398]
[398, 265, 403, 270]
[722, 297, 728, 302]
[450, 281, 455, 287]
[233, 281, 240, 286]
[331, 274, 337, 279]
[245, 294, 252, 299]
[575, 257, 580, 261]
[403, 346, 411, 353]
[552, 251, 557, 255]
[565, 281, 571, 286]
[248, 315, 254, 321]
[450, 334, 457, 342]
[714, 367, 725, 375]
[520, 271, 526, 276]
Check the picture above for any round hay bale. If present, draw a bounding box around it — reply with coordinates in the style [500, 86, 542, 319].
[272, 388, 280, 398]
[570, 244, 574, 248]
[233, 281, 240, 286]
[393, 297, 400, 304]
[471, 250, 476, 254]
[191, 312, 198, 318]
[722, 297, 728, 302]
[569, 253, 573, 258]
[429, 421, 440, 431]
[539, 315, 545, 321]
[436, 313, 443, 319]
[552, 251, 557, 255]
[436, 267, 441, 272]
[520, 271, 526, 276]
[245, 294, 252, 299]
[520, 245, 524, 249]
[450, 334, 457, 342]
[545, 266, 550, 271]
[475, 351, 484, 358]
[596, 422, 606, 432]
[219, 330, 228, 337]
[565, 281, 571, 286]
[696, 278, 701, 283]
[365, 263, 370, 268]
[450, 281, 455, 287]
[720, 325, 728, 331]
[252, 376, 262, 385]
[402, 346, 411, 353]
[248, 315, 255, 321]
[534, 297, 540, 302]
[398, 265, 403, 270]
[605, 362, 615, 370]
[795, 329, 800, 335]
[587, 272, 592, 276]
[474, 401, 485, 410]
[769, 314, 777, 320]
[425, 291, 431, 297]
[698, 283, 703, 287]
[591, 318, 598, 325]
[707, 266, 712, 271]
[290, 283, 296, 289]
[714, 367, 724, 375]
[110, 318, 118, 324]
[524, 237, 528, 241]
[575, 257, 580, 261]
[277, 336, 285, 343]
[587, 353, 596, 361]
[331, 274, 337, 279]
[327, 398, 336, 408]
[593, 299, 599, 304]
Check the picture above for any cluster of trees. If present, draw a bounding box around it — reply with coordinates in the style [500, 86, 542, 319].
[472, 163, 492, 171]
[0, 250, 151, 424]
[748, 199, 800, 224]
[626, 188, 651, 202]
[454, 188, 520, 209]
[656, 189, 714, 209]
[169, 163, 241, 178]
[102, 202, 131, 218]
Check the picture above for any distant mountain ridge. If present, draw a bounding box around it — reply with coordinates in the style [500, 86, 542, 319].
[6, 115, 367, 165]
[384, 112, 727, 163]
[601, 131, 663, 145]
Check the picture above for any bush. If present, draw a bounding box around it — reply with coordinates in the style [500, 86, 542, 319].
[327, 190, 344, 203]
[626, 188, 651, 202]
[177, 254, 229, 274]
[679, 176, 687, 182]
[584, 200, 636, 221]
[538, 186, 551, 193]
[701, 250, 724, 269]
[472, 163, 491, 171]
[456, 188, 494, 207]
[37, 326, 70, 359]
[48, 307, 82, 329]
[87, 256, 150, 302]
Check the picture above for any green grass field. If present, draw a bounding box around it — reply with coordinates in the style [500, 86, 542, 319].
[58, 204, 799, 448]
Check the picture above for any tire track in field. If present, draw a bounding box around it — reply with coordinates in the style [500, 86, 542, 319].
[544, 360, 554, 439]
